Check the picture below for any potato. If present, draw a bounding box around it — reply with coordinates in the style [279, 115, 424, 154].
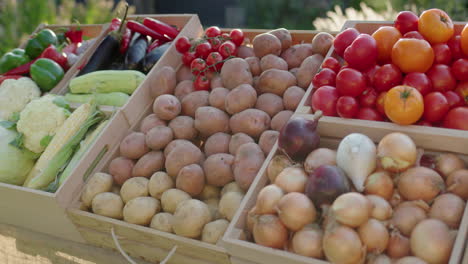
[174, 80, 194, 101]
[176, 65, 193, 82]
[219, 191, 244, 221]
[289, 67, 300, 78]
[150, 66, 176, 98]
[245, 57, 261, 76]
[230, 109, 271, 138]
[168, 116, 198, 140]
[149, 171, 174, 199]
[281, 43, 314, 69]
[81, 172, 113, 208]
[237, 45, 255, 58]
[268, 28, 292, 51]
[150, 212, 174, 233]
[271, 110, 294, 131]
[153, 94, 181, 121]
[194, 106, 230, 137]
[267, 155, 293, 182]
[204, 199, 222, 220]
[204, 132, 231, 156]
[109, 156, 135, 185]
[220, 58, 253, 89]
[233, 143, 265, 190]
[120, 132, 149, 159]
[260, 54, 288, 72]
[176, 164, 205, 196]
[253, 33, 281, 58]
[132, 151, 165, 178]
[311, 32, 334, 56]
[181, 90, 210, 117]
[161, 188, 191, 214]
[225, 84, 257, 115]
[163, 139, 192, 157]
[202, 219, 229, 244]
[255, 93, 284, 117]
[139, 114, 166, 134]
[221, 181, 244, 196]
[296, 54, 324, 88]
[210, 75, 223, 89]
[229, 133, 255, 155]
[123, 197, 160, 226]
[283, 86, 305, 110]
[120, 177, 149, 203]
[258, 69, 297, 96]
[259, 130, 279, 155]
[173, 199, 212, 238]
[198, 185, 221, 200]
[146, 126, 173, 150]
[203, 153, 235, 187]
[165, 142, 203, 178]
[92, 192, 124, 219]
[209, 87, 229, 111]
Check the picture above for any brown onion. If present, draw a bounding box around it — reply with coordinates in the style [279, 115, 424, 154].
[398, 167, 445, 202]
[429, 193, 465, 229]
[410, 219, 454, 264]
[267, 155, 293, 183]
[253, 214, 288, 249]
[274, 167, 308, 193]
[358, 219, 389, 254]
[246, 206, 257, 233]
[435, 153, 466, 178]
[387, 230, 410, 259]
[390, 189, 402, 208]
[331, 192, 372, 228]
[391, 202, 427, 236]
[276, 192, 317, 231]
[364, 171, 394, 201]
[304, 148, 337, 174]
[323, 225, 364, 264]
[447, 169, 468, 199]
[254, 184, 284, 214]
[377, 132, 417, 173]
[394, 256, 428, 264]
[367, 254, 392, 264]
[290, 225, 323, 258]
[367, 195, 393, 221]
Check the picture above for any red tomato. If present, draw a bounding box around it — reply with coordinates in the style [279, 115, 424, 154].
[443, 107, 468, 130]
[394, 11, 419, 34]
[455, 81, 468, 105]
[205, 26, 221, 38]
[175, 36, 191, 53]
[190, 58, 207, 75]
[432, 43, 452, 65]
[218, 41, 237, 58]
[452, 58, 468, 81]
[423, 92, 450, 122]
[373, 64, 403, 92]
[312, 68, 337, 88]
[182, 51, 197, 67]
[229, 29, 245, 46]
[447, 35, 463, 60]
[444, 91, 464, 108]
[311, 86, 339, 116]
[402, 72, 433, 96]
[417, 120, 433, 126]
[336, 96, 359, 118]
[403, 31, 425, 40]
[336, 68, 366, 97]
[206, 52, 224, 72]
[209, 37, 222, 51]
[344, 34, 378, 71]
[322, 57, 341, 73]
[359, 88, 378, 108]
[194, 74, 211, 91]
[333, 28, 360, 57]
[356, 107, 384, 121]
[427, 64, 457, 92]
[376, 91, 387, 115]
[363, 65, 380, 86]
[195, 42, 212, 59]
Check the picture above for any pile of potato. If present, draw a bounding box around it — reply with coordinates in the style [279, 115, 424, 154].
[80, 28, 334, 244]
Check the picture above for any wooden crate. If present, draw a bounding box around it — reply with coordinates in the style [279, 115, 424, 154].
[221, 112, 468, 264]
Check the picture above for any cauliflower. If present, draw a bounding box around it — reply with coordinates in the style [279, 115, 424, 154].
[0, 77, 41, 120]
[16, 94, 71, 154]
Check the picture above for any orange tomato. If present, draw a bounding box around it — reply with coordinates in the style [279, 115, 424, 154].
[384, 85, 424, 125]
[418, 9, 454, 44]
[461, 24, 468, 56]
[392, 38, 434, 73]
[372, 26, 402, 64]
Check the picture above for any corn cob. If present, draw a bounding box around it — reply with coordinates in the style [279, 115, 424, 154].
[69, 70, 146, 95]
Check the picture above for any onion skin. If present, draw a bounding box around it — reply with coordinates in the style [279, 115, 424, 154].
[276, 192, 317, 231]
[267, 155, 293, 183]
[290, 226, 324, 258]
[429, 193, 465, 229]
[447, 169, 468, 199]
[390, 189, 403, 208]
[305, 165, 351, 208]
[331, 192, 372, 228]
[410, 219, 454, 264]
[398, 167, 445, 202]
[275, 167, 308, 193]
[387, 230, 410, 259]
[367, 254, 392, 264]
[254, 184, 284, 214]
[435, 153, 466, 178]
[367, 195, 393, 221]
[253, 214, 288, 249]
[364, 171, 394, 201]
[278, 116, 320, 161]
[357, 219, 389, 254]
[394, 256, 428, 264]
[377, 132, 417, 173]
[304, 148, 337, 174]
[391, 202, 427, 236]
[323, 225, 364, 264]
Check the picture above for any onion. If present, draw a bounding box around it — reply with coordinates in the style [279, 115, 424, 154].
[398, 167, 445, 202]
[410, 219, 454, 264]
[358, 219, 389, 254]
[276, 192, 317, 231]
[253, 184, 284, 214]
[246, 206, 257, 233]
[290, 225, 324, 258]
[367, 195, 393, 221]
[267, 155, 293, 183]
[377, 132, 417, 173]
[387, 230, 410, 259]
[394, 256, 428, 264]
[447, 169, 468, 199]
[253, 214, 288, 249]
[435, 153, 466, 178]
[390, 188, 402, 208]
[391, 202, 427, 236]
[364, 171, 394, 201]
[367, 254, 392, 264]
[304, 148, 337, 174]
[331, 192, 372, 228]
[429, 193, 465, 229]
[323, 225, 364, 264]
[274, 167, 307, 193]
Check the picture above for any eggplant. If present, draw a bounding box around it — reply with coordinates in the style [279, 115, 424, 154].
[77, 34, 120, 76]
[142, 42, 172, 73]
[125, 34, 149, 70]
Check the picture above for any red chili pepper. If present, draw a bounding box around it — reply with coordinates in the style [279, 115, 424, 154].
[109, 18, 121, 32]
[143, 18, 179, 40]
[147, 39, 162, 53]
[64, 29, 83, 44]
[4, 60, 37, 76]
[119, 27, 133, 54]
[39, 45, 69, 70]
[126, 20, 171, 42]
[0, 75, 23, 85]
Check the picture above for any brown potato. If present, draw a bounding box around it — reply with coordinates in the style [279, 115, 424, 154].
[296, 54, 324, 88]
[168, 116, 198, 140]
[245, 57, 261, 76]
[165, 143, 203, 178]
[258, 69, 297, 96]
[271, 110, 294, 131]
[204, 132, 231, 156]
[229, 133, 255, 155]
[132, 151, 165, 178]
[176, 164, 205, 196]
[253, 76, 260, 92]
[120, 132, 149, 159]
[153, 94, 181, 121]
[230, 109, 270, 138]
[225, 84, 257, 115]
[268, 28, 292, 51]
[233, 143, 265, 190]
[259, 130, 279, 155]
[181, 90, 210, 117]
[139, 114, 166, 134]
[220, 58, 253, 89]
[260, 54, 288, 72]
[204, 153, 235, 187]
[253, 33, 281, 58]
[281, 43, 313, 69]
[210, 75, 223, 89]
[255, 93, 284, 117]
[149, 66, 176, 98]
[311, 32, 334, 56]
[289, 67, 300, 78]
[194, 106, 230, 137]
[174, 80, 195, 101]
[209, 87, 229, 111]
[176, 65, 193, 82]
[283, 86, 306, 111]
[109, 157, 135, 185]
[164, 139, 192, 157]
[146, 126, 173, 150]
[237, 45, 255, 58]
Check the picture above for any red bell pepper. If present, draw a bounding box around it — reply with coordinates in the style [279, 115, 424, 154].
[39, 45, 68, 70]
[4, 60, 37, 76]
[143, 18, 179, 40]
[0, 75, 23, 85]
[126, 20, 171, 42]
[64, 29, 83, 44]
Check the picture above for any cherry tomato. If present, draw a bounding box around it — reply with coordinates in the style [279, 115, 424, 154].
[209, 37, 222, 51]
[384, 85, 424, 125]
[452, 58, 468, 81]
[336, 96, 359, 118]
[373, 64, 403, 92]
[333, 28, 360, 57]
[194, 74, 211, 91]
[423, 92, 450, 122]
[444, 91, 464, 108]
[344, 34, 378, 71]
[376, 92, 387, 116]
[175, 36, 191, 53]
[427, 64, 457, 92]
[205, 26, 221, 38]
[206, 52, 224, 72]
[312, 68, 336, 88]
[182, 51, 197, 67]
[443, 107, 468, 130]
[363, 65, 380, 86]
[417, 120, 433, 126]
[455, 81, 468, 105]
[403, 31, 425, 40]
[219, 41, 237, 58]
[447, 35, 463, 60]
[190, 58, 207, 75]
[195, 42, 212, 59]
[432, 43, 452, 65]
[321, 57, 341, 73]
[359, 87, 378, 108]
[394, 11, 419, 34]
[311, 86, 339, 116]
[336, 68, 366, 97]
[229, 29, 245, 46]
[356, 107, 384, 121]
[402, 72, 433, 96]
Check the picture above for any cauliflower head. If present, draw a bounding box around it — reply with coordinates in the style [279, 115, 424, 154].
[16, 94, 71, 154]
[0, 77, 41, 120]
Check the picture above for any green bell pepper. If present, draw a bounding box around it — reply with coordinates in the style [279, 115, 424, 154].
[30, 58, 64, 92]
[0, 49, 30, 74]
[25, 29, 58, 58]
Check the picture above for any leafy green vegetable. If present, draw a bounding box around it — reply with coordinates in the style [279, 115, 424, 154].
[40, 134, 54, 147]
[53, 96, 71, 111]
[0, 120, 16, 129]
[10, 132, 24, 149]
